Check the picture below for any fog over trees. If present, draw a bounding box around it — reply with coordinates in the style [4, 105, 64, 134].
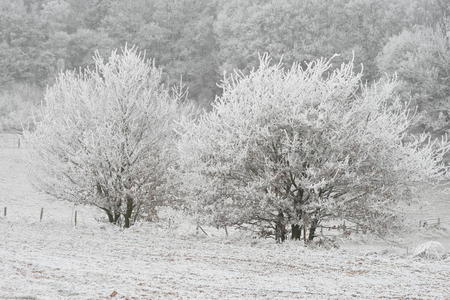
[0, 0, 448, 105]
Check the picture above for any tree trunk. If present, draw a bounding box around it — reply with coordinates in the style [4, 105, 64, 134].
[275, 210, 286, 243]
[102, 208, 114, 223]
[133, 203, 142, 223]
[302, 211, 307, 243]
[292, 190, 303, 240]
[291, 224, 301, 240]
[113, 211, 120, 224]
[308, 219, 319, 241]
[123, 196, 133, 228]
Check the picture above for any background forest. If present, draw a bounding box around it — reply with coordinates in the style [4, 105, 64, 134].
[0, 0, 449, 135]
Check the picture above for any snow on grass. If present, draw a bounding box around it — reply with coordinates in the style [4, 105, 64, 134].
[1, 144, 450, 299]
[413, 241, 447, 260]
[1, 220, 450, 299]
[0, 148, 101, 225]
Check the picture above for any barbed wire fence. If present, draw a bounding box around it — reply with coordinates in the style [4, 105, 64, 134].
[0, 205, 80, 227]
[1, 132, 448, 236]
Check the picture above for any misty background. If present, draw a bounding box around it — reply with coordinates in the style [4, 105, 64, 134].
[0, 0, 449, 135]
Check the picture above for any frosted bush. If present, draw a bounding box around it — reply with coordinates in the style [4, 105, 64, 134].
[25, 47, 188, 228]
[413, 241, 446, 260]
[179, 54, 450, 242]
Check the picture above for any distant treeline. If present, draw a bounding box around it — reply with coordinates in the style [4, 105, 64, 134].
[0, 0, 449, 126]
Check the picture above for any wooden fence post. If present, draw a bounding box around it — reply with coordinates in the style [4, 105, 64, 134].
[74, 210, 77, 227]
[3, 207, 6, 217]
[17, 137, 21, 148]
[40, 208, 44, 222]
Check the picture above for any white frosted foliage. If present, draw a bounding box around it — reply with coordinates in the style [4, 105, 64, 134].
[25, 47, 186, 227]
[413, 241, 446, 260]
[178, 54, 450, 239]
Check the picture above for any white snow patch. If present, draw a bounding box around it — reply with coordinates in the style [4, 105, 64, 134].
[413, 241, 447, 260]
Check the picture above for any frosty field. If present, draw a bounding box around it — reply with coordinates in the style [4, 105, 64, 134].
[1, 144, 450, 299]
[2, 218, 450, 300]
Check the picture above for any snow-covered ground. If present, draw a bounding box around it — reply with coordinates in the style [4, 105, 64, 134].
[2, 219, 450, 299]
[1, 144, 450, 299]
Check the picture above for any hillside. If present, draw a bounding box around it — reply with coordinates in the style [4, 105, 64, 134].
[0, 137, 449, 299]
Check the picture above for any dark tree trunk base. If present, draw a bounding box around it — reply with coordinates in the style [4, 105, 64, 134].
[124, 196, 134, 228]
[308, 219, 319, 241]
[291, 224, 301, 240]
[106, 210, 114, 223]
[103, 209, 121, 224]
[275, 210, 287, 243]
[113, 212, 120, 224]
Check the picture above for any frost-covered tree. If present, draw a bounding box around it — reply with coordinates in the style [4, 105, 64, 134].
[25, 47, 185, 228]
[377, 25, 450, 136]
[179, 55, 450, 242]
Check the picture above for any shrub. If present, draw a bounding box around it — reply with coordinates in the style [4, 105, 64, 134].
[179, 55, 450, 242]
[25, 47, 187, 228]
[413, 241, 446, 260]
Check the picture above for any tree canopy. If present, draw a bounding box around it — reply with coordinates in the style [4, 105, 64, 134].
[178, 55, 450, 241]
[25, 47, 187, 227]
